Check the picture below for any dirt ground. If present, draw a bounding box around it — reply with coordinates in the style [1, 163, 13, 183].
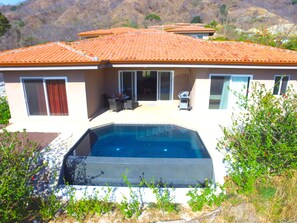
[18, 132, 60, 150]
[0, 130, 59, 150]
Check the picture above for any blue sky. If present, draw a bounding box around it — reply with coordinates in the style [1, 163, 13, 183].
[0, 0, 25, 5]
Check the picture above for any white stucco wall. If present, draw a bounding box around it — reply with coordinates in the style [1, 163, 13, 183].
[3, 70, 90, 122]
[3, 67, 296, 123]
[189, 68, 297, 112]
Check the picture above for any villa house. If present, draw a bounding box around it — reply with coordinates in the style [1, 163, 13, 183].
[78, 23, 215, 40]
[0, 29, 296, 123]
[149, 23, 215, 39]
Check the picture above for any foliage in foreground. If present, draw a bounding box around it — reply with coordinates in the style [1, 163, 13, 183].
[0, 130, 44, 222]
[218, 82, 297, 194]
[187, 180, 226, 212]
[0, 96, 11, 125]
[222, 172, 297, 223]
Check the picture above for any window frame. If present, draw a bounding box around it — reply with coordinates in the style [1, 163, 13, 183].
[273, 75, 290, 96]
[21, 76, 69, 116]
[208, 74, 253, 110]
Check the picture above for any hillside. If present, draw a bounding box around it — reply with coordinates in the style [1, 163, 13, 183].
[0, 0, 296, 50]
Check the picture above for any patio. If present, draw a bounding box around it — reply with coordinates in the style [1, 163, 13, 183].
[4, 101, 229, 201]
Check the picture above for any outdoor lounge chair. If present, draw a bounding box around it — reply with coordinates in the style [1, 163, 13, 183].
[108, 98, 123, 112]
[124, 100, 139, 110]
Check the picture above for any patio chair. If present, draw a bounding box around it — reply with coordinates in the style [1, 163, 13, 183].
[124, 100, 139, 110]
[102, 94, 109, 108]
[108, 98, 123, 112]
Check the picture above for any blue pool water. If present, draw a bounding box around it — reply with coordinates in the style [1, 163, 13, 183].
[72, 124, 210, 159]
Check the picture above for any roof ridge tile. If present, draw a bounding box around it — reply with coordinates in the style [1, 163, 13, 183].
[56, 42, 99, 61]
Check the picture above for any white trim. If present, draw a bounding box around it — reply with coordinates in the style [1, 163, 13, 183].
[2, 64, 297, 71]
[209, 74, 254, 78]
[112, 64, 297, 70]
[0, 66, 98, 71]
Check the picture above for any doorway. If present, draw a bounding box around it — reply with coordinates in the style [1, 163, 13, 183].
[119, 70, 173, 101]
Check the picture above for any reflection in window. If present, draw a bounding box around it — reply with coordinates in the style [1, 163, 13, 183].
[209, 75, 250, 110]
[23, 78, 68, 116]
[273, 75, 289, 96]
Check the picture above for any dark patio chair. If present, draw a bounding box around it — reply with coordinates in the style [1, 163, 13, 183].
[108, 98, 123, 112]
[124, 100, 139, 110]
[102, 94, 109, 108]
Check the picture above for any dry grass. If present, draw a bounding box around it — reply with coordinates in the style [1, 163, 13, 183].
[252, 171, 297, 222]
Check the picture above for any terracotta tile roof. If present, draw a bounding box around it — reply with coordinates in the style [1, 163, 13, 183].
[0, 30, 297, 66]
[165, 26, 215, 34]
[0, 42, 98, 65]
[148, 23, 214, 34]
[78, 27, 137, 37]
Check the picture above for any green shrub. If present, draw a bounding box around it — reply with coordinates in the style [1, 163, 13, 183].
[282, 37, 297, 51]
[187, 180, 226, 212]
[0, 96, 11, 125]
[147, 180, 179, 213]
[205, 20, 218, 29]
[64, 187, 114, 222]
[39, 191, 63, 221]
[0, 130, 44, 222]
[117, 171, 142, 218]
[218, 82, 297, 194]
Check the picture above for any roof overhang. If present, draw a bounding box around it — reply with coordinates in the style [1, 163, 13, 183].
[0, 65, 99, 71]
[111, 64, 297, 70]
[1, 63, 297, 72]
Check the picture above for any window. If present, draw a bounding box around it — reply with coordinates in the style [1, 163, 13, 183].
[273, 75, 289, 96]
[23, 78, 68, 116]
[209, 75, 251, 109]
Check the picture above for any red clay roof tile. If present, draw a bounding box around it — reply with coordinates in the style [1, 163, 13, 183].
[0, 30, 297, 66]
[78, 27, 137, 37]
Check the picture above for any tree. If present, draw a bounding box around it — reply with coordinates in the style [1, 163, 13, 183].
[282, 37, 297, 51]
[0, 12, 11, 37]
[191, 15, 202, 23]
[145, 13, 161, 22]
[122, 20, 138, 29]
[144, 13, 161, 27]
[205, 20, 218, 29]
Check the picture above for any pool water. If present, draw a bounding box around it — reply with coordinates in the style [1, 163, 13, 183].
[64, 124, 213, 187]
[72, 124, 210, 159]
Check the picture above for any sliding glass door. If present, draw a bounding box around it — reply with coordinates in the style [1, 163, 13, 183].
[209, 75, 250, 110]
[119, 71, 173, 101]
[119, 71, 135, 100]
[137, 71, 157, 101]
[158, 71, 172, 100]
[23, 78, 68, 116]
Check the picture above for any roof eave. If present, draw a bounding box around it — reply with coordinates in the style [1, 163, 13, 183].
[0, 61, 101, 67]
[107, 60, 297, 66]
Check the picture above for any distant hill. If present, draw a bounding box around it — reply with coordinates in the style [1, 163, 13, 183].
[0, 0, 296, 50]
